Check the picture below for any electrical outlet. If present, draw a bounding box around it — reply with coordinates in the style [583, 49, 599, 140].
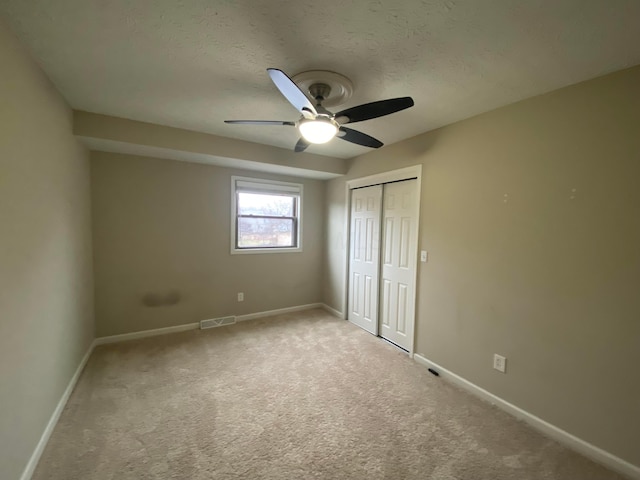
[493, 354, 506, 373]
[237, 292, 244, 302]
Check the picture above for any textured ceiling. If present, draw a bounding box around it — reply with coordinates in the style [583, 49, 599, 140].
[3, 0, 640, 159]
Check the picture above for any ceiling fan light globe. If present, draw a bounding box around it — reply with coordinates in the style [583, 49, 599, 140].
[299, 119, 338, 144]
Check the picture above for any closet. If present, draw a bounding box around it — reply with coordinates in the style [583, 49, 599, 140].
[348, 178, 418, 351]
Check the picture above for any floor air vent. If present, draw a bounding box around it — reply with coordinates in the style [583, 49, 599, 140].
[200, 316, 236, 329]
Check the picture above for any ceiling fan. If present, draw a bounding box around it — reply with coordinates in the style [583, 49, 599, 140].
[224, 68, 414, 152]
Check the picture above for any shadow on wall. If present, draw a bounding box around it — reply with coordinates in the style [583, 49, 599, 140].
[403, 127, 441, 158]
[346, 126, 441, 175]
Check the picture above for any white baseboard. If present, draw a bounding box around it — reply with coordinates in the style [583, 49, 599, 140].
[95, 304, 327, 345]
[95, 322, 199, 345]
[321, 303, 344, 319]
[236, 303, 322, 322]
[414, 354, 640, 480]
[20, 340, 96, 480]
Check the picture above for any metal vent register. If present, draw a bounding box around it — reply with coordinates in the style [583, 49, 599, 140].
[200, 316, 236, 329]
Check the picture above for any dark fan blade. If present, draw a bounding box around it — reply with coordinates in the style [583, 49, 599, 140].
[338, 127, 383, 148]
[224, 120, 295, 126]
[267, 68, 317, 116]
[294, 138, 310, 153]
[335, 97, 414, 124]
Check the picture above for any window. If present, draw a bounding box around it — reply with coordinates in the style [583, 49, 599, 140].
[231, 176, 303, 254]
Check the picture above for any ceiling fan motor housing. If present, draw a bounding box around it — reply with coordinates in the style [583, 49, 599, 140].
[309, 83, 332, 103]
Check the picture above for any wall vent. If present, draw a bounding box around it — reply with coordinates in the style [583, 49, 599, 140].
[200, 316, 236, 329]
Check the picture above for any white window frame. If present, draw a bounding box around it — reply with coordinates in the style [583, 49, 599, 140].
[230, 176, 303, 254]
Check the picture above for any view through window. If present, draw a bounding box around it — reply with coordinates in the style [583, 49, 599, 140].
[237, 192, 297, 248]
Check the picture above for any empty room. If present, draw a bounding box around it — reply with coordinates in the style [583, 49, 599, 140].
[1, 1, 639, 479]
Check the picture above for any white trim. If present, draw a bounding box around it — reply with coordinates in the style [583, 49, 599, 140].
[95, 304, 328, 345]
[413, 354, 640, 480]
[321, 303, 344, 319]
[236, 303, 322, 322]
[229, 246, 303, 255]
[343, 165, 423, 356]
[95, 322, 199, 345]
[20, 340, 96, 480]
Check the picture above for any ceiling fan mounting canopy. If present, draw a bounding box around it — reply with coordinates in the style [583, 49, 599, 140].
[224, 68, 414, 152]
[292, 70, 354, 108]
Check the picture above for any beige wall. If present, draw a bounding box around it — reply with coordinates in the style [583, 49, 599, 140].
[0, 22, 94, 480]
[91, 152, 325, 337]
[324, 66, 640, 466]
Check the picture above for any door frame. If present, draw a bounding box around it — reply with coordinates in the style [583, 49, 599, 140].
[343, 165, 423, 356]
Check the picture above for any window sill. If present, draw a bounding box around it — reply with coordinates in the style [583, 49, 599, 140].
[231, 247, 302, 255]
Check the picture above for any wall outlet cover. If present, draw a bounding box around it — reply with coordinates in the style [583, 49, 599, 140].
[493, 354, 507, 373]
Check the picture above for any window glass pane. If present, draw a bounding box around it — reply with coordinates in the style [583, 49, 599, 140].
[238, 192, 294, 217]
[237, 217, 294, 248]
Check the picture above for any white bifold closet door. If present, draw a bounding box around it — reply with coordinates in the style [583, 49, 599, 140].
[348, 179, 418, 351]
[348, 185, 383, 335]
[379, 180, 418, 350]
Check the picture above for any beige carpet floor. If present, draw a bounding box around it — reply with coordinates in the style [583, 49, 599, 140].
[33, 309, 625, 479]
